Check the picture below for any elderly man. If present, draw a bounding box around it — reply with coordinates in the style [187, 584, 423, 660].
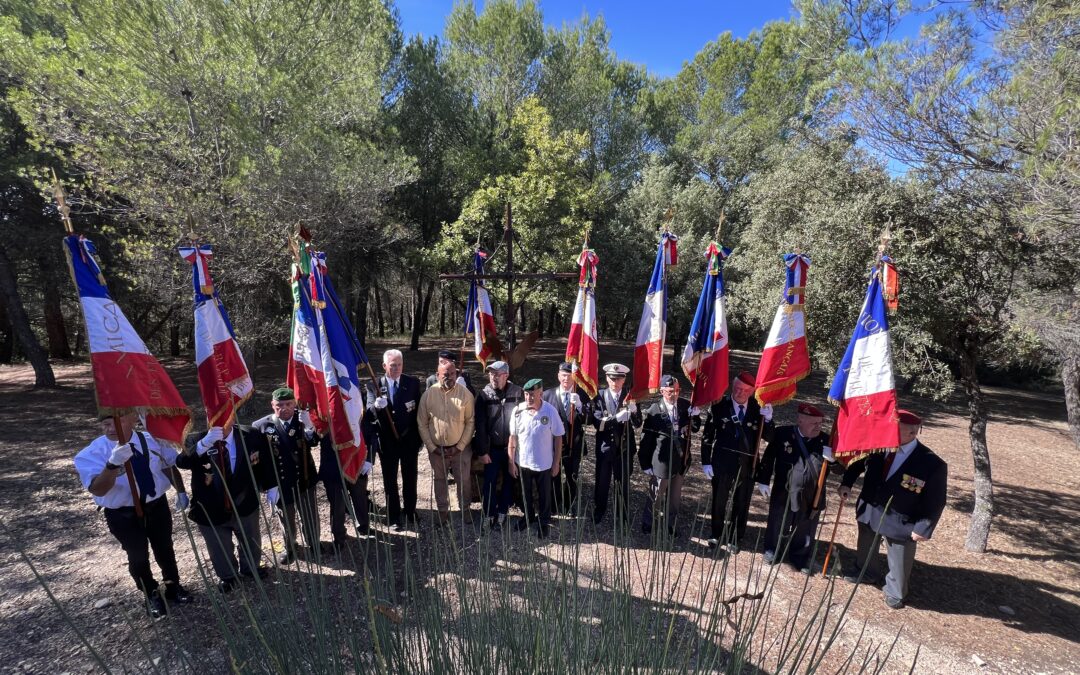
[509, 378, 564, 538]
[474, 360, 523, 531]
[700, 372, 774, 551]
[367, 349, 423, 530]
[542, 362, 587, 516]
[74, 413, 192, 619]
[839, 410, 947, 609]
[755, 403, 833, 571]
[638, 375, 697, 537]
[417, 357, 476, 526]
[590, 363, 642, 526]
[251, 388, 321, 564]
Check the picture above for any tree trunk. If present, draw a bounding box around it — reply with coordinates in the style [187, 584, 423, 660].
[537, 308, 544, 339]
[0, 298, 13, 364]
[170, 323, 180, 357]
[959, 346, 993, 552]
[420, 279, 435, 333]
[41, 271, 72, 359]
[409, 277, 424, 351]
[548, 303, 556, 335]
[399, 303, 405, 335]
[0, 243, 55, 387]
[355, 280, 370, 349]
[439, 290, 446, 335]
[374, 284, 385, 338]
[1062, 352, 1080, 451]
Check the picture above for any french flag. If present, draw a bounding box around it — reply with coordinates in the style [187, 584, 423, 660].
[755, 254, 812, 406]
[681, 242, 731, 408]
[565, 247, 600, 398]
[828, 269, 901, 461]
[179, 243, 253, 428]
[631, 232, 677, 399]
[464, 250, 501, 366]
[63, 235, 191, 448]
[288, 254, 330, 435]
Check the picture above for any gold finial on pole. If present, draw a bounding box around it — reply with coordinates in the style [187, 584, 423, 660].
[662, 206, 675, 231]
[714, 210, 725, 242]
[51, 168, 74, 234]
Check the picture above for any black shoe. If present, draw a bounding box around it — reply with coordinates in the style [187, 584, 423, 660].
[707, 538, 720, 549]
[145, 590, 167, 619]
[163, 583, 193, 605]
[277, 549, 296, 566]
[241, 566, 270, 580]
[391, 518, 405, 532]
[218, 578, 239, 594]
[884, 595, 904, 610]
[332, 540, 349, 554]
[725, 542, 740, 555]
[404, 513, 419, 526]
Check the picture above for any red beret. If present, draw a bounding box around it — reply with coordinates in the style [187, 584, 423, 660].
[736, 371, 755, 387]
[797, 403, 824, 418]
[897, 410, 922, 425]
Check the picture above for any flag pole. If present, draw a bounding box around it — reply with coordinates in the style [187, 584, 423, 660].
[53, 171, 145, 517]
[812, 418, 837, 510]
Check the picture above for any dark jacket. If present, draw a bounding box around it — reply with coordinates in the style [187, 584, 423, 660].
[590, 387, 643, 457]
[701, 395, 774, 471]
[177, 426, 272, 526]
[365, 374, 423, 455]
[756, 425, 830, 513]
[542, 386, 588, 457]
[250, 413, 319, 503]
[842, 442, 948, 540]
[320, 400, 380, 486]
[637, 397, 697, 478]
[473, 382, 525, 456]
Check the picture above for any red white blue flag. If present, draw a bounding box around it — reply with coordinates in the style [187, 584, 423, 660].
[565, 247, 600, 398]
[288, 247, 330, 432]
[464, 250, 501, 366]
[681, 242, 731, 408]
[179, 243, 253, 428]
[755, 253, 812, 406]
[64, 235, 192, 448]
[828, 268, 900, 462]
[631, 231, 678, 399]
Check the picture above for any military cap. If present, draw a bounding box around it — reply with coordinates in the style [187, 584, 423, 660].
[603, 363, 630, 377]
[272, 387, 295, 402]
[897, 410, 922, 425]
[797, 402, 824, 418]
[523, 377, 543, 390]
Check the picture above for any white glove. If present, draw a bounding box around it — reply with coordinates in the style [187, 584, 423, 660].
[360, 460, 373, 476]
[823, 446, 835, 462]
[569, 393, 582, 409]
[761, 404, 774, 423]
[108, 443, 133, 466]
[593, 410, 604, 421]
[644, 468, 655, 476]
[266, 488, 279, 508]
[456, 376, 466, 387]
[298, 409, 314, 430]
[174, 493, 190, 512]
[196, 427, 224, 455]
[627, 401, 638, 413]
[615, 409, 631, 423]
[689, 406, 701, 417]
[703, 465, 714, 480]
[756, 483, 771, 499]
[374, 396, 389, 410]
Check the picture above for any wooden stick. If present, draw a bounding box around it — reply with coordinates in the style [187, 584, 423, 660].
[113, 416, 143, 518]
[820, 495, 847, 578]
[811, 459, 829, 511]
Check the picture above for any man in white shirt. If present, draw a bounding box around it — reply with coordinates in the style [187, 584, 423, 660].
[509, 378, 564, 538]
[73, 412, 192, 619]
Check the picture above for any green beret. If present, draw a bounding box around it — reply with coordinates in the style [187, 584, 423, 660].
[523, 378, 543, 391]
[272, 387, 295, 402]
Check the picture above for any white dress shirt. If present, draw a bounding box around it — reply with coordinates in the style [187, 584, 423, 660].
[886, 439, 919, 480]
[74, 433, 178, 509]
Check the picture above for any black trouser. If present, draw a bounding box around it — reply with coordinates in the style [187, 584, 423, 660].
[710, 456, 753, 541]
[553, 438, 582, 515]
[594, 449, 631, 524]
[764, 492, 820, 567]
[520, 467, 553, 530]
[326, 476, 369, 541]
[379, 447, 419, 523]
[104, 497, 179, 596]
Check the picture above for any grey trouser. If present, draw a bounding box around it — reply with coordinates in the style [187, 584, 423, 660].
[856, 521, 917, 601]
[198, 510, 262, 582]
[642, 474, 684, 533]
[278, 486, 321, 552]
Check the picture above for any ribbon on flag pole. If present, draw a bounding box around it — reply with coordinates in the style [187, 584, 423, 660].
[565, 246, 600, 398]
[681, 242, 732, 408]
[754, 253, 812, 406]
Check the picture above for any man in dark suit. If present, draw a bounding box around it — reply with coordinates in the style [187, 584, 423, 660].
[251, 387, 321, 564]
[755, 403, 833, 571]
[177, 422, 273, 592]
[542, 362, 588, 517]
[320, 393, 378, 547]
[590, 363, 643, 526]
[637, 375, 697, 536]
[367, 349, 423, 530]
[839, 410, 948, 609]
[700, 371, 774, 551]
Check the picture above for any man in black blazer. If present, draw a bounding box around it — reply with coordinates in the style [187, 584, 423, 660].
[177, 422, 273, 592]
[590, 363, 643, 526]
[839, 410, 948, 609]
[542, 362, 588, 517]
[366, 348, 423, 530]
[637, 375, 697, 536]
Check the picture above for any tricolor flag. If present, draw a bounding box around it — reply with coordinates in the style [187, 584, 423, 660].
[828, 267, 901, 463]
[681, 242, 732, 408]
[287, 244, 329, 432]
[755, 254, 812, 406]
[631, 231, 678, 399]
[63, 235, 192, 448]
[179, 243, 253, 428]
[464, 250, 501, 366]
[565, 247, 600, 398]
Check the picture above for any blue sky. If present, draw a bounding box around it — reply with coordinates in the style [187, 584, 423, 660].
[395, 0, 798, 77]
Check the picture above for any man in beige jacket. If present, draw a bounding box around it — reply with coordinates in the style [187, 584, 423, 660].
[418, 358, 476, 525]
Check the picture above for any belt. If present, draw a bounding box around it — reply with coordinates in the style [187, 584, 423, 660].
[105, 495, 166, 513]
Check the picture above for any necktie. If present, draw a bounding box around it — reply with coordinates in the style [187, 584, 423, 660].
[128, 442, 156, 502]
[390, 379, 397, 402]
[214, 440, 233, 512]
[738, 405, 745, 423]
[882, 451, 897, 479]
[563, 392, 570, 410]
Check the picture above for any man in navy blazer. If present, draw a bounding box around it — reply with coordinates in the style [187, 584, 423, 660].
[366, 349, 423, 530]
[839, 410, 948, 609]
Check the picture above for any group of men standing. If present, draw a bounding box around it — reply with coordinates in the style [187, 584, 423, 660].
[75, 348, 947, 618]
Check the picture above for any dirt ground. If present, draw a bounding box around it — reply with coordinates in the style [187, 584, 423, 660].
[0, 337, 1077, 673]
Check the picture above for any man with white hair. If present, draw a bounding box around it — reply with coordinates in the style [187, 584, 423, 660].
[366, 348, 423, 530]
